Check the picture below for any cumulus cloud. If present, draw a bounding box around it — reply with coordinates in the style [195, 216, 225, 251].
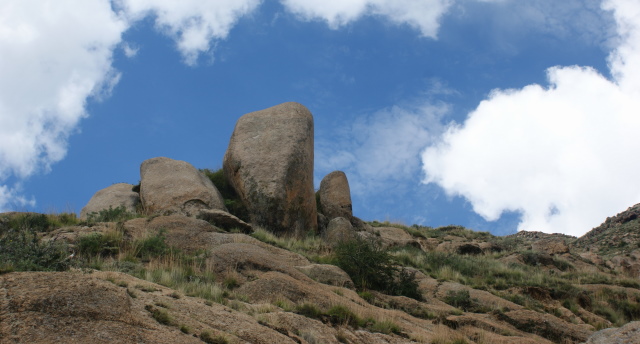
[317, 102, 447, 195]
[116, 0, 262, 65]
[0, 1, 267, 211]
[422, 0, 640, 236]
[280, 0, 453, 38]
[0, 0, 127, 210]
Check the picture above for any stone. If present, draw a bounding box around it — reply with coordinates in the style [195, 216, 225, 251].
[80, 183, 139, 220]
[324, 217, 355, 245]
[223, 102, 317, 236]
[197, 209, 252, 233]
[372, 226, 420, 249]
[318, 171, 352, 221]
[139, 157, 226, 216]
[531, 238, 570, 255]
[581, 321, 640, 344]
[296, 264, 355, 288]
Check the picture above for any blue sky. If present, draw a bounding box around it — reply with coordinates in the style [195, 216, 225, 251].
[2, 0, 639, 236]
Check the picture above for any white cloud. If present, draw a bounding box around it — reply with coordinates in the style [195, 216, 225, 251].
[422, 0, 640, 236]
[116, 0, 262, 65]
[122, 42, 139, 58]
[0, 0, 127, 208]
[280, 0, 453, 38]
[317, 102, 447, 195]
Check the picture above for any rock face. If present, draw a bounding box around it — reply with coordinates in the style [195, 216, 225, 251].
[318, 171, 352, 221]
[324, 217, 355, 245]
[581, 321, 640, 344]
[223, 102, 317, 236]
[80, 183, 139, 219]
[197, 209, 252, 233]
[139, 157, 226, 216]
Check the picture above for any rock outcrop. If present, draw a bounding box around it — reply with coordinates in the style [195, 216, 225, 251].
[139, 157, 226, 216]
[318, 171, 353, 221]
[324, 216, 355, 245]
[581, 321, 640, 344]
[80, 183, 139, 219]
[223, 102, 317, 236]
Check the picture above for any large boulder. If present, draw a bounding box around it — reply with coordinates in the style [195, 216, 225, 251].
[139, 157, 226, 216]
[80, 183, 139, 220]
[223, 102, 317, 236]
[318, 171, 353, 221]
[581, 321, 640, 344]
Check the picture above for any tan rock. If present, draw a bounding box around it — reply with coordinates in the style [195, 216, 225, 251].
[197, 209, 252, 233]
[581, 321, 640, 344]
[318, 171, 353, 221]
[371, 226, 419, 249]
[80, 183, 139, 220]
[296, 264, 355, 288]
[223, 102, 317, 236]
[325, 217, 356, 245]
[532, 238, 570, 255]
[0, 271, 295, 344]
[139, 157, 226, 217]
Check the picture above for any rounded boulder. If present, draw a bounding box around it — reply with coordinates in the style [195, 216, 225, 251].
[223, 102, 317, 236]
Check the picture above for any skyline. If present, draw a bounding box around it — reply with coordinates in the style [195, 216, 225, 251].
[1, 0, 639, 236]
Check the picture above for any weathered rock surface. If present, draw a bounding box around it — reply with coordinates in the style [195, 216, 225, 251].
[581, 321, 640, 344]
[372, 226, 420, 249]
[197, 208, 252, 233]
[223, 102, 317, 236]
[324, 216, 355, 245]
[80, 183, 139, 219]
[318, 171, 353, 221]
[0, 271, 296, 344]
[139, 157, 226, 216]
[296, 264, 355, 288]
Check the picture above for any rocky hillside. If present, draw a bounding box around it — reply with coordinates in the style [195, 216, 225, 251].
[2, 102, 640, 344]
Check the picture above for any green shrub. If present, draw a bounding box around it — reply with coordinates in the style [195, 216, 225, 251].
[134, 230, 168, 258]
[145, 305, 173, 325]
[6, 213, 52, 232]
[327, 305, 361, 327]
[85, 205, 136, 223]
[445, 290, 473, 311]
[0, 226, 70, 272]
[333, 236, 421, 299]
[201, 168, 249, 222]
[295, 303, 322, 319]
[369, 320, 401, 335]
[77, 231, 122, 256]
[200, 331, 228, 344]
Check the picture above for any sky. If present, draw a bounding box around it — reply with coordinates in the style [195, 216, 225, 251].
[1, 0, 639, 237]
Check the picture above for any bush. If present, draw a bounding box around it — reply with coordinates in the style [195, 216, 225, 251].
[327, 305, 361, 327]
[85, 205, 136, 223]
[333, 236, 421, 300]
[134, 230, 168, 258]
[77, 231, 122, 256]
[200, 331, 228, 344]
[6, 213, 52, 232]
[445, 290, 474, 311]
[201, 168, 249, 222]
[0, 226, 70, 272]
[334, 236, 395, 292]
[295, 303, 322, 319]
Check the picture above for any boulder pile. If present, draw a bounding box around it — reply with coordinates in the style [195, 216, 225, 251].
[81, 102, 362, 238]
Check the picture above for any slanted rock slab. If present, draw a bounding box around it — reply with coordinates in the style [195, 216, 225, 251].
[296, 264, 355, 288]
[197, 209, 252, 233]
[139, 157, 226, 216]
[223, 102, 317, 236]
[80, 183, 139, 220]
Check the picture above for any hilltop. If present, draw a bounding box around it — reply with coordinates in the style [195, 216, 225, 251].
[2, 102, 639, 344]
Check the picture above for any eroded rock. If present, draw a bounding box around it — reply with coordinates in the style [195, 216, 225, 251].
[223, 102, 317, 236]
[80, 183, 139, 220]
[139, 157, 226, 216]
